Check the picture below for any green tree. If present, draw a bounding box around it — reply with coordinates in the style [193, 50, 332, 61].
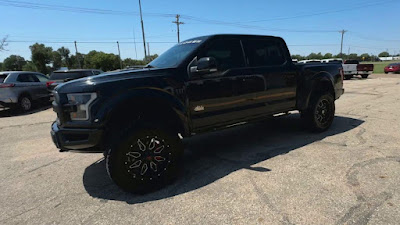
[291, 54, 305, 61]
[84, 51, 119, 71]
[69, 53, 85, 69]
[22, 61, 37, 71]
[143, 54, 159, 64]
[348, 53, 358, 60]
[307, 52, 323, 60]
[57, 47, 70, 67]
[123, 58, 145, 67]
[323, 53, 333, 59]
[2, 55, 26, 71]
[360, 53, 371, 61]
[30, 43, 53, 74]
[378, 51, 390, 57]
[52, 51, 62, 70]
[0, 62, 3, 70]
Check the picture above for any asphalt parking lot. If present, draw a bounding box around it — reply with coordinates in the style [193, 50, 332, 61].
[0, 74, 399, 225]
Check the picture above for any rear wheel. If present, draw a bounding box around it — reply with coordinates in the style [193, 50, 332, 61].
[19, 95, 32, 112]
[344, 75, 352, 80]
[302, 93, 335, 132]
[361, 75, 368, 79]
[105, 125, 183, 193]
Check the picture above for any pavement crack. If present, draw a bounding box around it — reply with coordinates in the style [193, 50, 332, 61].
[28, 158, 63, 173]
[0, 121, 53, 130]
[338, 156, 400, 225]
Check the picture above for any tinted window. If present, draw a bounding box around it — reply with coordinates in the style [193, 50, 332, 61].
[35, 74, 49, 82]
[93, 70, 103, 75]
[344, 60, 359, 64]
[199, 39, 245, 71]
[0, 74, 9, 83]
[17, 74, 39, 82]
[149, 38, 204, 68]
[50, 72, 84, 80]
[389, 63, 400, 66]
[243, 39, 286, 67]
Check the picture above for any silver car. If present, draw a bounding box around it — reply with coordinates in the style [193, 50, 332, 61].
[0, 71, 50, 111]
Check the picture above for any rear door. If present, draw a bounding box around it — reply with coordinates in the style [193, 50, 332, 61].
[187, 37, 247, 130]
[16, 73, 42, 100]
[240, 38, 297, 115]
[34, 74, 50, 98]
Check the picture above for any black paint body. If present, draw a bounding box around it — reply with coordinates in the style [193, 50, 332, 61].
[51, 34, 344, 151]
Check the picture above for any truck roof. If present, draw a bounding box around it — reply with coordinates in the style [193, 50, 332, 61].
[185, 34, 282, 41]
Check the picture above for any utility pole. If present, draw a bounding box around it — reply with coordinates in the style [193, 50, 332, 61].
[339, 29, 347, 59]
[74, 41, 81, 69]
[147, 42, 150, 56]
[133, 27, 138, 59]
[117, 41, 123, 69]
[138, 0, 147, 59]
[172, 14, 184, 43]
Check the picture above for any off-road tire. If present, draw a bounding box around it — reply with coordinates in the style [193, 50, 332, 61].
[303, 93, 335, 132]
[105, 124, 183, 193]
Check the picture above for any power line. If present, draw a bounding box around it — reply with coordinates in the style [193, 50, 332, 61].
[0, 0, 175, 17]
[242, 0, 397, 23]
[6, 40, 177, 44]
[349, 32, 400, 42]
[0, 0, 347, 34]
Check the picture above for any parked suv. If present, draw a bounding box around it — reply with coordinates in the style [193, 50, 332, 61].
[47, 69, 103, 93]
[51, 34, 344, 193]
[0, 71, 50, 111]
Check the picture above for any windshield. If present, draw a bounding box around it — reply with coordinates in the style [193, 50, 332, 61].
[148, 39, 204, 68]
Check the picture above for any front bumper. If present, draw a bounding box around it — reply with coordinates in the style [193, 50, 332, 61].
[50, 122, 103, 152]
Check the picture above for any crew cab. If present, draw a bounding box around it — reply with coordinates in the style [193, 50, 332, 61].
[50, 34, 344, 193]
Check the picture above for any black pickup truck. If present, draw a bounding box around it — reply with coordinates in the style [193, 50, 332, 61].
[51, 34, 344, 192]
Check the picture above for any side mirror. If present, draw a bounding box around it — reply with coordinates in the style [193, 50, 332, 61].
[190, 57, 218, 75]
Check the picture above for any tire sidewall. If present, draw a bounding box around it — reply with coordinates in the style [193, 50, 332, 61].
[307, 93, 335, 132]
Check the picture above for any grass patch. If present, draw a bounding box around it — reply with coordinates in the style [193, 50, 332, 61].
[361, 60, 400, 73]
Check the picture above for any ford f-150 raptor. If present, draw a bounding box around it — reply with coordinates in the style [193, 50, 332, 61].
[51, 34, 344, 193]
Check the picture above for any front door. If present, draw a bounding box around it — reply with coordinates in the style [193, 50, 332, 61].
[186, 38, 246, 131]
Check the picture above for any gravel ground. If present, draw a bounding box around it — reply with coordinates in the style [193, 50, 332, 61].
[0, 74, 399, 225]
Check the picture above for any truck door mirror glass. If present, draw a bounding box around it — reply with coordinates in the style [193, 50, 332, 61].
[190, 57, 218, 75]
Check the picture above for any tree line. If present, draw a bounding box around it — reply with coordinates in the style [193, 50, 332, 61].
[291, 51, 396, 61]
[0, 42, 158, 75]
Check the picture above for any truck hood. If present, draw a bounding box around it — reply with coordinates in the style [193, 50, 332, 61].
[55, 68, 177, 93]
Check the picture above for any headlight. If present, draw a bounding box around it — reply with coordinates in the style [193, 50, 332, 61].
[67, 93, 97, 121]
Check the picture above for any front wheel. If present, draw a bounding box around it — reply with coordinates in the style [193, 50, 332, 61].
[302, 93, 335, 132]
[106, 126, 183, 193]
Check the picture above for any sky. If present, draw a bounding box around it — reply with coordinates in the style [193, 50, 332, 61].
[0, 0, 399, 62]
